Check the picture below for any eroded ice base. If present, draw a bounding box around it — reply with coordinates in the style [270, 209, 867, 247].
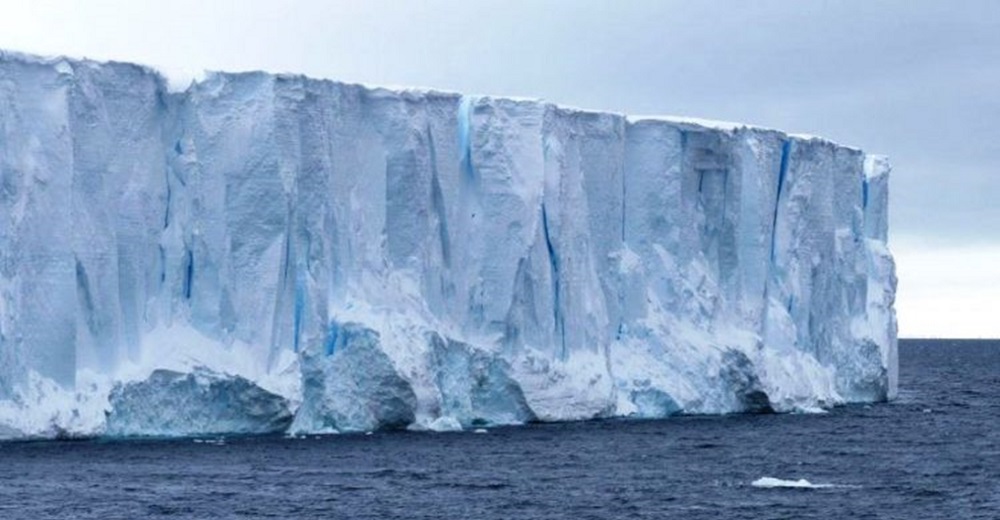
[106, 368, 293, 437]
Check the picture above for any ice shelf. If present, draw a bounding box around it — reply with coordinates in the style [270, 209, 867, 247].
[0, 51, 897, 438]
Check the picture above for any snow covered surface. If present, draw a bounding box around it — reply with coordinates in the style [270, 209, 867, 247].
[0, 51, 897, 439]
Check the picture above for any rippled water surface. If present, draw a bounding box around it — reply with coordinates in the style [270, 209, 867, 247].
[1, 340, 997, 519]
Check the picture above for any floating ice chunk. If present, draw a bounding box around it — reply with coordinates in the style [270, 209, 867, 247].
[751, 477, 851, 489]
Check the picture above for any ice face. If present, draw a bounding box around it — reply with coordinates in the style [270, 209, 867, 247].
[0, 51, 898, 438]
[0, 55, 167, 397]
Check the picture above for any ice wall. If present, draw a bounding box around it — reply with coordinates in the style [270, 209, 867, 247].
[0, 52, 897, 437]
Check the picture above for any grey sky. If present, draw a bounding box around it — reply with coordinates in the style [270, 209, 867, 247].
[2, 1, 997, 337]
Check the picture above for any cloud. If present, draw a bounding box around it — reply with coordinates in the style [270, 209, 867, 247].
[0, 0, 996, 337]
[893, 237, 1000, 338]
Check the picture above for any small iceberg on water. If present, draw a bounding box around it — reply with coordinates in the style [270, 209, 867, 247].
[751, 477, 856, 489]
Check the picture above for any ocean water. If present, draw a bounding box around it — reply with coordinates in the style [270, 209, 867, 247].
[0, 340, 997, 519]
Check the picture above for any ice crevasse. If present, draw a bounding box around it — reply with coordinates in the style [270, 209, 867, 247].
[0, 52, 897, 438]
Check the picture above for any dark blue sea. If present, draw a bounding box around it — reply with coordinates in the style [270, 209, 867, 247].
[1, 340, 997, 519]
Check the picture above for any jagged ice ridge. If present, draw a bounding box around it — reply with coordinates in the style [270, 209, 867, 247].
[0, 51, 897, 438]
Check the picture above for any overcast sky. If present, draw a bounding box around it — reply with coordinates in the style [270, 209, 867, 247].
[2, 0, 997, 337]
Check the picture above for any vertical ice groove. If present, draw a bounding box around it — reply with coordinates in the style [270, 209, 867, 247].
[540, 202, 566, 360]
[721, 169, 729, 220]
[426, 126, 451, 268]
[620, 149, 627, 243]
[158, 245, 166, 283]
[324, 320, 339, 356]
[293, 261, 304, 354]
[183, 249, 194, 300]
[458, 95, 475, 182]
[770, 139, 792, 263]
[275, 216, 294, 354]
[74, 259, 95, 330]
[163, 177, 172, 229]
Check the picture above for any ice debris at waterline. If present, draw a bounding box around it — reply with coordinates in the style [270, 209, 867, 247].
[0, 51, 897, 439]
[106, 368, 293, 437]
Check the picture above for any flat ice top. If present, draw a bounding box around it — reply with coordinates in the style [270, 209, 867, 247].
[629, 115, 862, 151]
[0, 48, 861, 151]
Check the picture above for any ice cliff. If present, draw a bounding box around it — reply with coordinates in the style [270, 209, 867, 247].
[0, 52, 897, 438]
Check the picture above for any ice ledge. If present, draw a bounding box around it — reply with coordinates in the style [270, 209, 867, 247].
[0, 49, 869, 152]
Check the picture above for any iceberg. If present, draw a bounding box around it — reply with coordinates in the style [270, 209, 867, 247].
[0, 51, 897, 438]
